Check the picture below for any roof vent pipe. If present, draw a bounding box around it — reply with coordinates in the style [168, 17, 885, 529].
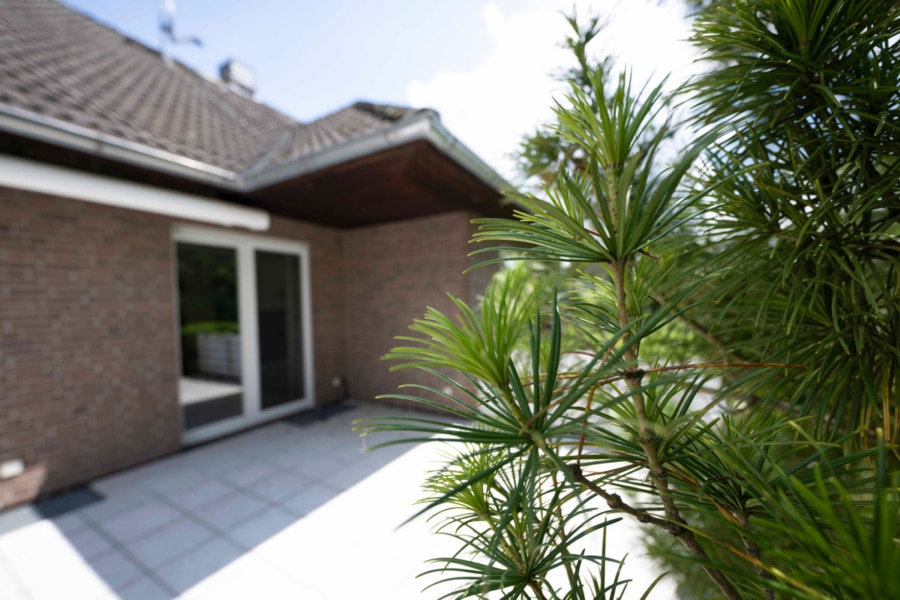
[219, 59, 255, 98]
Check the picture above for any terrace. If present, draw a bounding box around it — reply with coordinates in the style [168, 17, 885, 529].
[0, 401, 666, 599]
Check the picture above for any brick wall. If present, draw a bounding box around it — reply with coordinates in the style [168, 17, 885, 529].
[342, 211, 498, 407]
[0, 189, 345, 502]
[0, 187, 181, 499]
[466, 214, 500, 307]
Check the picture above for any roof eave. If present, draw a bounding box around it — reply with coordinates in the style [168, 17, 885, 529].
[240, 112, 511, 193]
[0, 102, 240, 187]
[0, 102, 510, 197]
[424, 117, 510, 193]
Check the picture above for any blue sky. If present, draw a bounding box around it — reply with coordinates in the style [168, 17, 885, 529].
[63, 1, 697, 180]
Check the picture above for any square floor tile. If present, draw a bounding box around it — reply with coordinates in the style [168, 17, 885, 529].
[49, 512, 90, 536]
[222, 462, 278, 488]
[89, 550, 144, 590]
[180, 555, 304, 600]
[317, 460, 383, 491]
[92, 469, 147, 495]
[125, 517, 214, 569]
[225, 507, 297, 549]
[79, 487, 155, 523]
[66, 526, 114, 559]
[263, 448, 309, 470]
[188, 455, 252, 477]
[95, 501, 181, 543]
[153, 536, 243, 595]
[192, 492, 268, 531]
[278, 486, 337, 517]
[166, 479, 234, 510]
[248, 471, 307, 502]
[291, 456, 347, 482]
[318, 438, 371, 462]
[114, 576, 172, 600]
[141, 466, 209, 495]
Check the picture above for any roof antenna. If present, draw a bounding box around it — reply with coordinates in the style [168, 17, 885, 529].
[159, 0, 202, 65]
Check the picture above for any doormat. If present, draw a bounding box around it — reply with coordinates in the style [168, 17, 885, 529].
[284, 401, 356, 427]
[0, 486, 102, 535]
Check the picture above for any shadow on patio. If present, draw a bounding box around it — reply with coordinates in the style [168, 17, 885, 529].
[0, 401, 459, 600]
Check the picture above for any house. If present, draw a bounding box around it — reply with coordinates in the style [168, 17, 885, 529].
[0, 0, 510, 508]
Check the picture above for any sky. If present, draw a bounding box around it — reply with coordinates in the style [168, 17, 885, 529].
[62, 0, 700, 182]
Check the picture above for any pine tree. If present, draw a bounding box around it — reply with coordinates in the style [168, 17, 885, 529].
[359, 2, 900, 597]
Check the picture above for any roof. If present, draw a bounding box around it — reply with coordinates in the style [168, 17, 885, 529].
[271, 102, 439, 172]
[0, 0, 429, 175]
[0, 0, 511, 227]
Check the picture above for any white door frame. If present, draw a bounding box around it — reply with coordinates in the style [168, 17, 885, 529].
[172, 224, 315, 445]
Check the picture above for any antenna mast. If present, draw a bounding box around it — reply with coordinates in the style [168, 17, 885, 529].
[159, 0, 201, 65]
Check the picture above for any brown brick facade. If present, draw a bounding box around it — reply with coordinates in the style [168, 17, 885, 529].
[0, 190, 492, 505]
[0, 188, 181, 500]
[342, 211, 498, 407]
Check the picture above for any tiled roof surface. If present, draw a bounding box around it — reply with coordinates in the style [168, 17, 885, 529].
[0, 0, 426, 175]
[272, 102, 434, 166]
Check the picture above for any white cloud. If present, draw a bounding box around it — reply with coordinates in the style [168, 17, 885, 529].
[406, 0, 699, 182]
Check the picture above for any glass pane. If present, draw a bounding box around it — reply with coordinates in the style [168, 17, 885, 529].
[256, 250, 304, 408]
[176, 242, 243, 430]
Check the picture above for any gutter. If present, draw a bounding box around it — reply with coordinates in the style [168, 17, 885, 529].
[0, 102, 511, 195]
[0, 103, 238, 187]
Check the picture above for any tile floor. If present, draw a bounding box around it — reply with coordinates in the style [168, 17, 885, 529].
[0, 401, 672, 599]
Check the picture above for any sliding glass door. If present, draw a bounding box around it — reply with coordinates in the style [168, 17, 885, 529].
[177, 242, 244, 430]
[173, 227, 313, 444]
[256, 250, 305, 409]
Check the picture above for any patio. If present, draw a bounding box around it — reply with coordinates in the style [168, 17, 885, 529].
[0, 401, 669, 599]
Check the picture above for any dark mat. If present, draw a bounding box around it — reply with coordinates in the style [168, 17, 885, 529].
[0, 486, 102, 535]
[34, 486, 102, 519]
[283, 401, 356, 427]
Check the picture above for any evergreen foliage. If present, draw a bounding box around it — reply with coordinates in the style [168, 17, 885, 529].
[358, 2, 900, 598]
